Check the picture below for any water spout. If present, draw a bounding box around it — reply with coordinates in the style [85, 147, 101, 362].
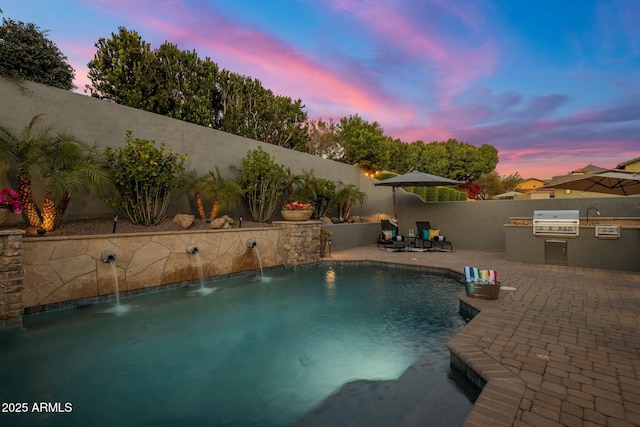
[99, 251, 132, 315]
[187, 245, 215, 295]
[248, 240, 267, 281]
[101, 251, 117, 263]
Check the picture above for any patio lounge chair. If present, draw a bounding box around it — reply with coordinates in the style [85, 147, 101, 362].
[415, 221, 453, 251]
[378, 219, 398, 249]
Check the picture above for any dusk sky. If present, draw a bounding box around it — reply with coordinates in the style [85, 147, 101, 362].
[3, 0, 639, 178]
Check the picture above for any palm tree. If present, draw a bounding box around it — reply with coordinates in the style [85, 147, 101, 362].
[34, 129, 110, 230]
[336, 182, 368, 221]
[0, 115, 110, 231]
[206, 166, 243, 220]
[183, 169, 208, 220]
[283, 167, 303, 201]
[298, 169, 337, 219]
[0, 114, 47, 227]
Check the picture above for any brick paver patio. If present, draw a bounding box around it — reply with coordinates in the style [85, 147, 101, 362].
[324, 245, 640, 426]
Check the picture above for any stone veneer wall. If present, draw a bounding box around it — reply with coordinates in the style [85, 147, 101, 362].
[275, 221, 321, 268]
[14, 222, 320, 316]
[0, 230, 25, 328]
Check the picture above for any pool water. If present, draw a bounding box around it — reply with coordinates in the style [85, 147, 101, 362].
[0, 264, 478, 426]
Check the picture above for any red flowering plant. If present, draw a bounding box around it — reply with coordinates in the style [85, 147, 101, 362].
[282, 201, 314, 211]
[0, 188, 22, 214]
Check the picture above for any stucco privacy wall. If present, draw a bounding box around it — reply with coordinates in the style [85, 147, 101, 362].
[0, 78, 393, 221]
[397, 191, 640, 250]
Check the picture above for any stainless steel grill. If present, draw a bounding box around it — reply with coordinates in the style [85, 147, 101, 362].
[532, 210, 580, 237]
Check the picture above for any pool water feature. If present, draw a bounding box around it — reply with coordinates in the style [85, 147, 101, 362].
[0, 264, 478, 426]
[186, 245, 217, 296]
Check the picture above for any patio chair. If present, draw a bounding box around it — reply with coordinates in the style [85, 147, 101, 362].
[378, 219, 398, 249]
[415, 221, 453, 251]
[415, 221, 434, 250]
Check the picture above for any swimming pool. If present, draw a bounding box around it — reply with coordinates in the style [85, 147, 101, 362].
[0, 263, 478, 426]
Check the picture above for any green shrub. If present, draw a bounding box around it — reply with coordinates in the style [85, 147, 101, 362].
[234, 146, 288, 222]
[447, 187, 458, 201]
[426, 187, 438, 202]
[437, 187, 449, 201]
[104, 131, 186, 225]
[414, 187, 427, 200]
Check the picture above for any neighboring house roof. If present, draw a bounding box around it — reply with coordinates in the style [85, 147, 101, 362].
[568, 164, 609, 175]
[616, 156, 640, 170]
[517, 178, 549, 192]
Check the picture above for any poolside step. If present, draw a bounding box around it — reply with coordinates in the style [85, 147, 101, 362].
[292, 351, 478, 427]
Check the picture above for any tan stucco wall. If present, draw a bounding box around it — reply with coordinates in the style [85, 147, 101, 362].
[0, 78, 393, 220]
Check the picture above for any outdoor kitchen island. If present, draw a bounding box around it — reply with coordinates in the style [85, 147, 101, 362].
[505, 210, 640, 272]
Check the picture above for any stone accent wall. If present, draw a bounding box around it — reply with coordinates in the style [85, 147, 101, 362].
[0, 230, 25, 328]
[22, 228, 282, 310]
[14, 223, 322, 318]
[275, 221, 321, 268]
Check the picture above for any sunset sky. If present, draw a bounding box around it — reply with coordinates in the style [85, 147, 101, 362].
[3, 0, 639, 179]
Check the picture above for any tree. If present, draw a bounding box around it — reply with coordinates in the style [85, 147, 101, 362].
[183, 170, 208, 220]
[420, 139, 498, 181]
[144, 42, 221, 126]
[88, 29, 307, 148]
[233, 147, 288, 222]
[0, 115, 109, 230]
[387, 138, 412, 174]
[206, 167, 242, 220]
[0, 18, 75, 90]
[476, 171, 523, 199]
[103, 131, 187, 225]
[283, 167, 303, 201]
[338, 115, 391, 172]
[306, 118, 344, 160]
[86, 27, 156, 106]
[297, 170, 337, 220]
[0, 115, 40, 227]
[335, 182, 368, 220]
[217, 70, 309, 149]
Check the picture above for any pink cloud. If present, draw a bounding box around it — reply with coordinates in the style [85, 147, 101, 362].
[327, 0, 498, 107]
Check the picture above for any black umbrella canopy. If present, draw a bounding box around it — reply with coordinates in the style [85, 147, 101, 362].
[374, 171, 464, 223]
[374, 170, 463, 187]
[544, 170, 640, 196]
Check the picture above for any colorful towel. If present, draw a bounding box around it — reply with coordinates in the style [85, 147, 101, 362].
[464, 266, 497, 284]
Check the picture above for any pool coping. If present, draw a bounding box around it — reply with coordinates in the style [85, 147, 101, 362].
[449, 295, 525, 426]
[319, 254, 530, 426]
[322, 258, 523, 426]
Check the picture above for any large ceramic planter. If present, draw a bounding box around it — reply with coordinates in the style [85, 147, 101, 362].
[281, 210, 313, 221]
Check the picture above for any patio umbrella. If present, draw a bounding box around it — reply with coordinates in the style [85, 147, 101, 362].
[494, 190, 524, 199]
[374, 170, 464, 223]
[544, 170, 640, 196]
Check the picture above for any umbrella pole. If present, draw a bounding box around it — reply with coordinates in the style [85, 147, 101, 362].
[392, 187, 398, 222]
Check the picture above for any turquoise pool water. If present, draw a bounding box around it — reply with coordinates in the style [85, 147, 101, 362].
[0, 264, 477, 426]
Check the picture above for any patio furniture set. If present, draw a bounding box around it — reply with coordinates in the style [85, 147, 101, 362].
[377, 220, 453, 252]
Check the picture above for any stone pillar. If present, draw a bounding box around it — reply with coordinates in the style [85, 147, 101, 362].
[275, 221, 321, 268]
[0, 229, 25, 329]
